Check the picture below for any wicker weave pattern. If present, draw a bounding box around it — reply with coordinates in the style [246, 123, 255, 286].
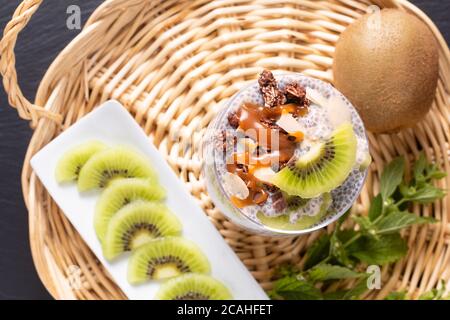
[0, 0, 449, 299]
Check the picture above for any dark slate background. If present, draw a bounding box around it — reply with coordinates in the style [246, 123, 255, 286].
[0, 0, 448, 300]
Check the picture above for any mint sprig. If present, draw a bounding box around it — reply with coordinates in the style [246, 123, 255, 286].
[307, 264, 364, 282]
[380, 157, 405, 200]
[347, 233, 407, 265]
[386, 280, 449, 300]
[271, 152, 446, 300]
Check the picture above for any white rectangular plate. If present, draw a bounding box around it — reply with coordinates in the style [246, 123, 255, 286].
[31, 100, 268, 300]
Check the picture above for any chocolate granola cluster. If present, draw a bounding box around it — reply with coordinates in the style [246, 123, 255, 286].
[284, 82, 309, 107]
[258, 70, 287, 108]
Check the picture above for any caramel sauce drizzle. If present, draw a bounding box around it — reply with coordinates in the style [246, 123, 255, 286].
[228, 163, 268, 209]
[227, 102, 308, 208]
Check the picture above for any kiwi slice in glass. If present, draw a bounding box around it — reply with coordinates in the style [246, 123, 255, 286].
[102, 201, 182, 260]
[94, 178, 166, 242]
[55, 141, 107, 183]
[156, 274, 232, 300]
[272, 123, 357, 198]
[257, 193, 332, 231]
[285, 195, 308, 212]
[77, 146, 156, 191]
[128, 237, 210, 284]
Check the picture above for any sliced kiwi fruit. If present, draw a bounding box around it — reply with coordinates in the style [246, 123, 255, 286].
[102, 201, 182, 260]
[94, 178, 166, 242]
[156, 274, 232, 300]
[272, 123, 357, 198]
[77, 146, 156, 191]
[257, 193, 332, 231]
[128, 237, 210, 284]
[285, 195, 308, 212]
[55, 141, 107, 183]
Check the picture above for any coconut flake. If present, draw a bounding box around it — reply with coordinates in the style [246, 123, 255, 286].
[237, 138, 257, 154]
[252, 167, 276, 185]
[306, 87, 328, 107]
[326, 95, 352, 128]
[222, 172, 249, 200]
[276, 112, 304, 134]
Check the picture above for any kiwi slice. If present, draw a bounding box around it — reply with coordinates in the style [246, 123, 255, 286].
[94, 178, 166, 241]
[102, 201, 182, 260]
[257, 193, 332, 231]
[272, 123, 357, 198]
[55, 141, 106, 183]
[156, 274, 232, 300]
[128, 237, 210, 284]
[285, 195, 308, 212]
[77, 146, 156, 191]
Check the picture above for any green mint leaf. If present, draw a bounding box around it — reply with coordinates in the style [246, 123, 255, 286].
[413, 152, 427, 181]
[271, 276, 323, 300]
[323, 276, 368, 300]
[348, 234, 408, 265]
[368, 194, 383, 221]
[427, 170, 447, 180]
[352, 216, 377, 238]
[341, 277, 370, 300]
[375, 211, 434, 235]
[428, 171, 447, 180]
[337, 229, 358, 243]
[330, 230, 354, 268]
[352, 216, 372, 230]
[419, 290, 439, 300]
[380, 157, 405, 200]
[405, 184, 446, 204]
[304, 233, 330, 270]
[307, 264, 363, 282]
[275, 264, 300, 277]
[385, 291, 407, 300]
[419, 280, 447, 300]
[399, 183, 416, 198]
[324, 276, 370, 300]
[322, 290, 348, 300]
[425, 163, 447, 181]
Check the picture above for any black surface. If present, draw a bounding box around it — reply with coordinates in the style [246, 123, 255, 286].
[0, 0, 448, 300]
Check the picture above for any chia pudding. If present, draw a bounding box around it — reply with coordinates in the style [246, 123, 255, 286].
[203, 71, 370, 235]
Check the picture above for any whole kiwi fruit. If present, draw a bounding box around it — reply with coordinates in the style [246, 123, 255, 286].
[333, 9, 439, 133]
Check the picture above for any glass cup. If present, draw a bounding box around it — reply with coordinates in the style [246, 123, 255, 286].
[202, 73, 369, 236]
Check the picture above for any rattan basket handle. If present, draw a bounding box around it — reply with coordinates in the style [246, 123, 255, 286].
[0, 0, 61, 126]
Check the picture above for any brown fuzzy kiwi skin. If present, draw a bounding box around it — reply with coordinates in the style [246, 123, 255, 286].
[332, 9, 439, 134]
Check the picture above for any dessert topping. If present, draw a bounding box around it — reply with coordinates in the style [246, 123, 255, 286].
[220, 130, 237, 153]
[227, 111, 240, 129]
[237, 138, 257, 154]
[252, 167, 276, 185]
[225, 70, 311, 208]
[326, 95, 352, 128]
[271, 191, 288, 212]
[226, 162, 269, 209]
[283, 82, 310, 108]
[258, 70, 286, 108]
[276, 112, 305, 143]
[238, 103, 298, 163]
[306, 87, 328, 107]
[222, 172, 249, 200]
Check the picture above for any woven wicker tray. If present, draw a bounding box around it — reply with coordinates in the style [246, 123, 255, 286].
[0, 0, 449, 300]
